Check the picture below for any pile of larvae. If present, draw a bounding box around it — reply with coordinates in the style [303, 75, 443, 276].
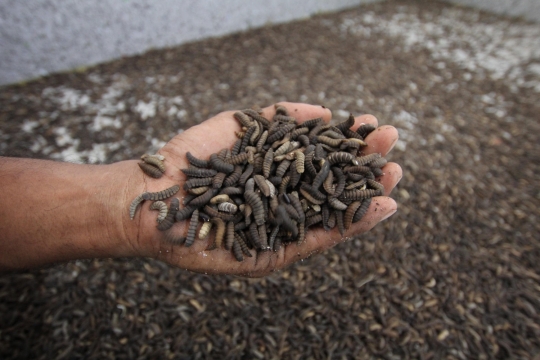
[130, 105, 387, 261]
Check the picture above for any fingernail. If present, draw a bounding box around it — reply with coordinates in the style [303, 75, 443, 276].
[381, 209, 397, 221]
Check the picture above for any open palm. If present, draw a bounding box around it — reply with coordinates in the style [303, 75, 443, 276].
[134, 102, 401, 277]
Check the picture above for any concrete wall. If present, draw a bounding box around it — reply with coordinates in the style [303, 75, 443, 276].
[0, 0, 378, 86]
[443, 0, 540, 22]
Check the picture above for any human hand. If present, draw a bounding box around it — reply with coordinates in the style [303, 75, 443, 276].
[126, 102, 401, 277]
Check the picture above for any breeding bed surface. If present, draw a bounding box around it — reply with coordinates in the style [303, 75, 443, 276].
[1, 1, 539, 358]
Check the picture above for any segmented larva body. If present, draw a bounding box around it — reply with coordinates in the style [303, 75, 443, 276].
[181, 168, 217, 178]
[225, 221, 235, 250]
[254, 175, 270, 197]
[340, 188, 382, 201]
[262, 148, 274, 178]
[328, 197, 348, 211]
[346, 179, 367, 190]
[291, 127, 309, 139]
[275, 159, 291, 178]
[210, 194, 230, 204]
[266, 123, 295, 143]
[344, 201, 362, 230]
[138, 162, 163, 179]
[366, 179, 385, 192]
[175, 205, 196, 222]
[369, 157, 388, 169]
[157, 198, 179, 231]
[335, 210, 345, 236]
[352, 198, 372, 223]
[184, 209, 200, 247]
[265, 179, 276, 198]
[244, 190, 265, 226]
[327, 152, 358, 165]
[305, 213, 323, 228]
[219, 187, 243, 196]
[209, 154, 234, 174]
[232, 235, 244, 261]
[189, 188, 218, 208]
[225, 153, 249, 165]
[198, 221, 213, 239]
[186, 152, 209, 168]
[218, 202, 238, 214]
[212, 218, 226, 248]
[150, 201, 168, 223]
[142, 185, 180, 201]
[274, 104, 288, 116]
[356, 123, 377, 138]
[356, 153, 381, 166]
[312, 161, 331, 189]
[203, 205, 236, 222]
[242, 109, 271, 128]
[188, 186, 211, 195]
[129, 194, 144, 220]
[294, 151, 305, 173]
[141, 154, 166, 173]
[234, 111, 253, 128]
[212, 172, 227, 189]
[317, 136, 342, 148]
[183, 177, 213, 190]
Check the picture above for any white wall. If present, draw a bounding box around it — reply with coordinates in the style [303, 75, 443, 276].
[0, 0, 378, 86]
[443, 0, 539, 22]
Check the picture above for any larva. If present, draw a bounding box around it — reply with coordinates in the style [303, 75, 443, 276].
[225, 221, 235, 250]
[258, 224, 269, 248]
[181, 167, 217, 178]
[288, 165, 301, 189]
[219, 187, 243, 196]
[312, 161, 331, 189]
[186, 152, 209, 168]
[356, 123, 377, 138]
[232, 235, 244, 261]
[297, 134, 310, 147]
[209, 154, 234, 174]
[273, 114, 297, 123]
[142, 185, 180, 201]
[129, 194, 144, 220]
[254, 174, 270, 197]
[183, 177, 213, 190]
[149, 201, 168, 223]
[366, 179, 385, 192]
[322, 204, 330, 231]
[369, 157, 388, 169]
[344, 201, 361, 230]
[218, 202, 238, 214]
[138, 162, 163, 179]
[305, 213, 323, 228]
[157, 198, 179, 231]
[323, 169, 335, 195]
[340, 188, 381, 201]
[317, 136, 343, 148]
[274, 104, 288, 116]
[233, 111, 254, 128]
[184, 209, 200, 247]
[262, 148, 274, 178]
[356, 153, 381, 166]
[352, 198, 372, 223]
[345, 178, 367, 190]
[249, 222, 263, 250]
[175, 205, 196, 222]
[265, 179, 276, 198]
[212, 172, 227, 189]
[244, 190, 265, 226]
[188, 186, 211, 195]
[238, 164, 254, 186]
[327, 211, 336, 229]
[298, 117, 323, 129]
[291, 127, 309, 139]
[327, 152, 358, 165]
[198, 221, 213, 239]
[189, 188, 219, 208]
[294, 151, 305, 173]
[231, 138, 242, 156]
[328, 197, 348, 211]
[242, 109, 271, 129]
[203, 205, 236, 222]
[211, 218, 225, 248]
[236, 232, 253, 257]
[278, 176, 291, 195]
[225, 152, 249, 165]
[209, 194, 230, 204]
[266, 123, 295, 143]
[275, 159, 292, 178]
[299, 186, 325, 205]
[141, 154, 166, 173]
[335, 113, 355, 132]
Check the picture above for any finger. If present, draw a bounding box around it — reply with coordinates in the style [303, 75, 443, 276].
[362, 125, 399, 157]
[282, 196, 397, 265]
[260, 102, 332, 123]
[350, 114, 378, 130]
[377, 162, 402, 196]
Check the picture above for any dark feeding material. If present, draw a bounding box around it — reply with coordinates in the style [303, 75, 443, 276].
[130, 107, 390, 262]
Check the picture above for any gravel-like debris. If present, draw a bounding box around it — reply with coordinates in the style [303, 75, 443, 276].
[1, 1, 539, 359]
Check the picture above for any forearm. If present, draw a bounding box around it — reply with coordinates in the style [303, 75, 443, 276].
[0, 157, 142, 271]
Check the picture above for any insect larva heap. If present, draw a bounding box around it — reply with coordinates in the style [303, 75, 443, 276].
[128, 107, 390, 262]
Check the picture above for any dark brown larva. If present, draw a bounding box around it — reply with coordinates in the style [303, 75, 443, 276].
[356, 153, 381, 166]
[149, 201, 168, 223]
[129, 194, 145, 220]
[288, 166, 302, 189]
[186, 152, 209, 168]
[345, 178, 367, 190]
[181, 167, 217, 178]
[183, 177, 213, 190]
[317, 136, 343, 148]
[242, 109, 271, 129]
[225, 221, 235, 250]
[244, 190, 265, 226]
[266, 123, 295, 143]
[234, 111, 253, 128]
[312, 161, 331, 189]
[138, 162, 163, 179]
[189, 188, 219, 208]
[184, 209, 200, 247]
[274, 104, 288, 116]
[236, 232, 253, 257]
[232, 236, 244, 261]
[209, 154, 234, 174]
[352, 198, 372, 223]
[335, 113, 355, 132]
[299, 186, 325, 205]
[367, 179, 385, 192]
[369, 157, 388, 169]
[275, 159, 292, 178]
[141, 154, 166, 173]
[298, 117, 323, 129]
[327, 152, 357, 165]
[157, 198, 179, 231]
[231, 138, 242, 156]
[219, 187, 244, 196]
[288, 194, 305, 222]
[335, 210, 345, 236]
[254, 174, 270, 197]
[340, 188, 382, 201]
[322, 204, 330, 231]
[225, 152, 249, 165]
[212, 172, 227, 189]
[278, 176, 291, 195]
[356, 123, 377, 138]
[142, 185, 180, 201]
[305, 213, 323, 228]
[176, 205, 196, 222]
[328, 197, 348, 211]
[344, 201, 362, 230]
[248, 222, 263, 250]
[258, 224, 269, 248]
